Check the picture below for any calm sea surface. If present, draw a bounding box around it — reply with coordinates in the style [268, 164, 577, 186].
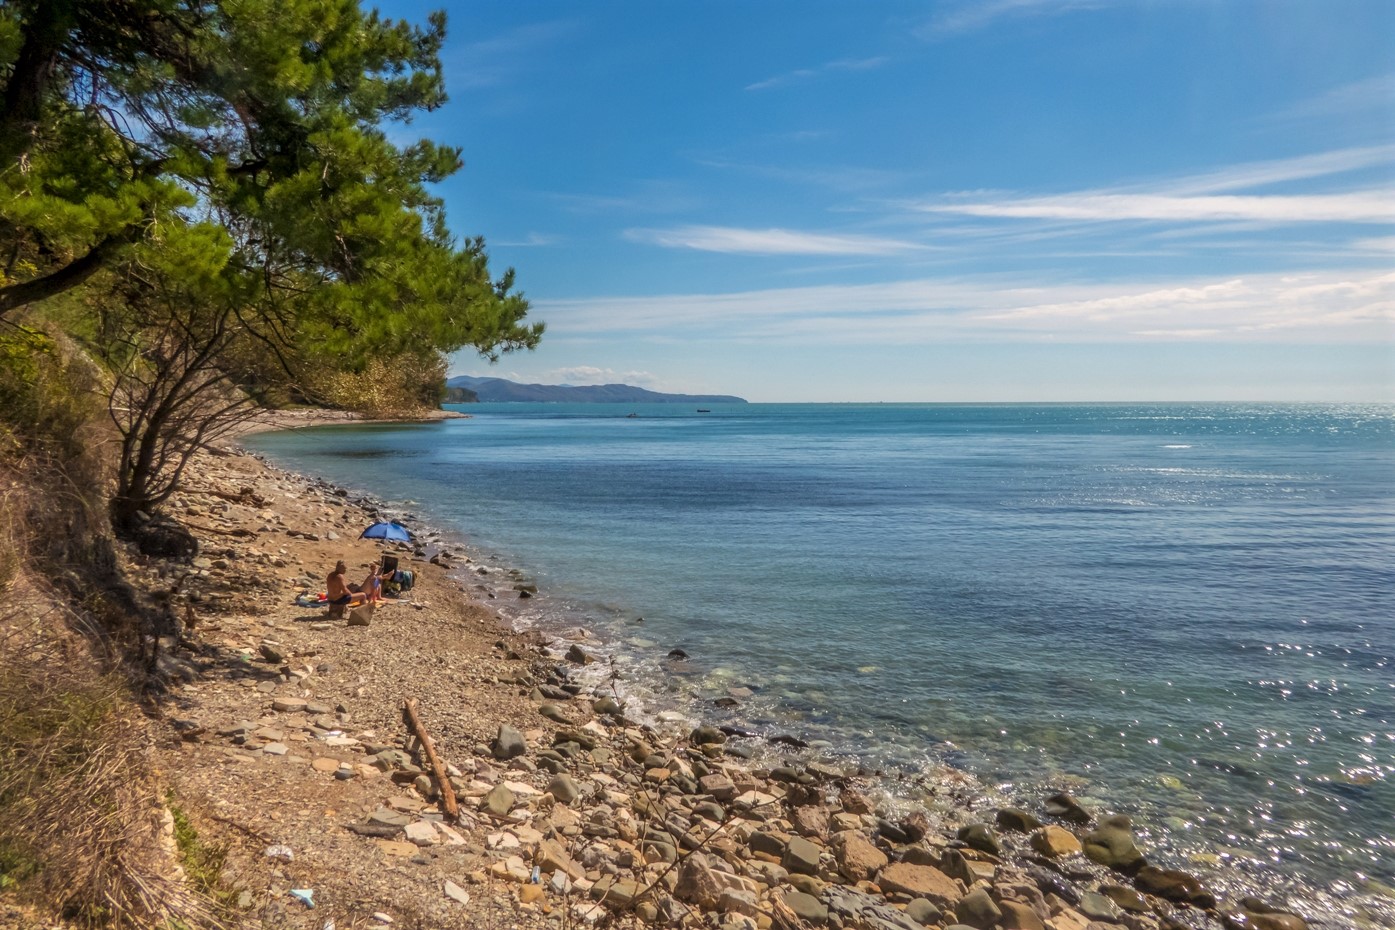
[245, 403, 1394, 924]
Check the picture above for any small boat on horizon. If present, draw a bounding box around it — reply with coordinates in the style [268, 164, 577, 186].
[696, 408, 711, 413]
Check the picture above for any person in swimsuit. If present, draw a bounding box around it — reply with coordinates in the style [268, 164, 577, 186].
[363, 560, 382, 605]
[326, 560, 367, 608]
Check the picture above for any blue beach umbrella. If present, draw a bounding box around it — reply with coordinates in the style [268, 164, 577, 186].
[359, 521, 411, 542]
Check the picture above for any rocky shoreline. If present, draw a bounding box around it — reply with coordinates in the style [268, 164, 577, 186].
[137, 421, 1323, 930]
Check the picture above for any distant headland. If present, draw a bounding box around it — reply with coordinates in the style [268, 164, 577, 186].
[445, 374, 747, 404]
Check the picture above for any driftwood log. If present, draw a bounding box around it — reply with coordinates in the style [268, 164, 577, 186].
[402, 699, 459, 821]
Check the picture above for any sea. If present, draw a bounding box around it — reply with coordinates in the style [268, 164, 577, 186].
[244, 402, 1395, 926]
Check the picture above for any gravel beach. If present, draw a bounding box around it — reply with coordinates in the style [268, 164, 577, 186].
[131, 412, 1318, 930]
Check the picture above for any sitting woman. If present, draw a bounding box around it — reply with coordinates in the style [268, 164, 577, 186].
[363, 560, 383, 605]
[326, 560, 368, 609]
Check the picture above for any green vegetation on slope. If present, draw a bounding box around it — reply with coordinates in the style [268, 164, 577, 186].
[0, 3, 543, 924]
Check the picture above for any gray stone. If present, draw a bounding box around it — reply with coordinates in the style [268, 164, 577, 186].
[547, 773, 581, 804]
[1100, 884, 1150, 913]
[1134, 864, 1215, 908]
[699, 773, 736, 800]
[259, 642, 284, 663]
[539, 703, 568, 723]
[782, 835, 822, 875]
[1044, 791, 1092, 824]
[956, 823, 1001, 856]
[405, 821, 438, 846]
[491, 724, 527, 761]
[691, 725, 727, 745]
[996, 807, 1044, 833]
[480, 784, 515, 817]
[719, 888, 759, 917]
[784, 891, 829, 925]
[592, 696, 622, 716]
[674, 852, 724, 909]
[954, 888, 1001, 930]
[1083, 815, 1146, 873]
[748, 830, 789, 858]
[565, 644, 593, 664]
[1078, 891, 1121, 922]
[906, 899, 941, 926]
[939, 848, 976, 887]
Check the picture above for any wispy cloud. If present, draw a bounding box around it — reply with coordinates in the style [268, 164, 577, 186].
[745, 56, 889, 92]
[449, 20, 577, 90]
[919, 0, 1114, 38]
[1271, 72, 1395, 123]
[917, 191, 1394, 224]
[901, 145, 1395, 229]
[536, 269, 1395, 344]
[1164, 144, 1395, 195]
[1353, 235, 1395, 252]
[626, 224, 929, 256]
[493, 232, 560, 247]
[531, 181, 700, 216]
[547, 366, 659, 387]
[694, 157, 909, 193]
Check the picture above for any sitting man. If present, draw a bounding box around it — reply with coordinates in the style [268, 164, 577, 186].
[326, 560, 368, 613]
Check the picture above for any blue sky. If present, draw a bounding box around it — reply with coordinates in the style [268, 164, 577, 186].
[384, 0, 1393, 402]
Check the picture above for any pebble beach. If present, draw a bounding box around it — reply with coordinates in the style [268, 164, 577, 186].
[132, 410, 1337, 930]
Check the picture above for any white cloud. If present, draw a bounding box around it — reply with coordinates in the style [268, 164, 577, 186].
[745, 56, 889, 92]
[919, 0, 1114, 38]
[547, 367, 659, 387]
[626, 224, 928, 256]
[915, 190, 1395, 224]
[493, 232, 560, 247]
[1271, 73, 1395, 123]
[449, 20, 577, 90]
[1163, 144, 1395, 195]
[534, 269, 1395, 344]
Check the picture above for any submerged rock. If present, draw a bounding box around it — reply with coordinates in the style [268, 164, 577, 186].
[1134, 864, 1215, 908]
[996, 807, 1043, 833]
[1083, 815, 1146, 873]
[1044, 792, 1092, 824]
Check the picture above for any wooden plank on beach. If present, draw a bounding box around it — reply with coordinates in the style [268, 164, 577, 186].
[402, 698, 460, 821]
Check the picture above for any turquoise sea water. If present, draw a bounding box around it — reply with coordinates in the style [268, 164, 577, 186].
[245, 403, 1394, 924]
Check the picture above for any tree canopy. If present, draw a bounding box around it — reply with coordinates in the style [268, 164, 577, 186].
[0, 0, 542, 364]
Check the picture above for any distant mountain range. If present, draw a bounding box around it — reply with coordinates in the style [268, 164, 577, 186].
[445, 375, 746, 405]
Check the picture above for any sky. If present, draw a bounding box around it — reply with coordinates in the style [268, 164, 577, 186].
[382, 0, 1394, 402]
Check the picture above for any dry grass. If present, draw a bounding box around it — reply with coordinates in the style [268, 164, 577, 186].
[0, 592, 221, 928]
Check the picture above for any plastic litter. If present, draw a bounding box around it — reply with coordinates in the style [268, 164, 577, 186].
[530, 865, 541, 884]
[264, 844, 294, 861]
[290, 889, 315, 909]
